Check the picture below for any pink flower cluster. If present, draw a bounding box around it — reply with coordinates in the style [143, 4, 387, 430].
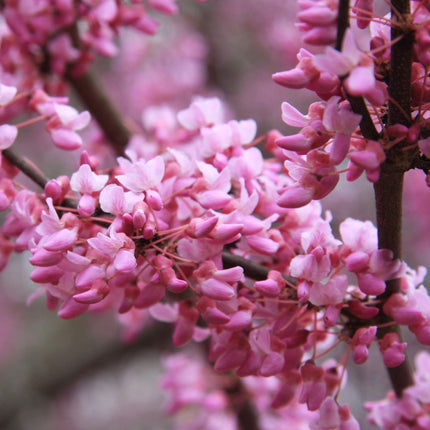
[0, 96, 424, 427]
[1, 1, 430, 429]
[162, 352, 238, 430]
[365, 352, 430, 430]
[2, 0, 177, 77]
[0, 84, 90, 151]
[162, 351, 320, 430]
[271, 6, 398, 206]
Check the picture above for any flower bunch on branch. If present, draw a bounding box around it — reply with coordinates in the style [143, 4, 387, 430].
[0, 0, 429, 429]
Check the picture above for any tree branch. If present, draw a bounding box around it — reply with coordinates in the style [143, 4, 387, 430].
[374, 171, 414, 396]
[373, 0, 415, 396]
[67, 69, 132, 156]
[336, 0, 414, 397]
[2, 148, 50, 189]
[225, 378, 261, 430]
[2, 148, 79, 210]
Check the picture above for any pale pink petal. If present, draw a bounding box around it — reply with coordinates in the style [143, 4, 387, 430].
[114, 249, 137, 272]
[70, 164, 108, 194]
[43, 228, 77, 252]
[58, 297, 89, 319]
[0, 84, 17, 106]
[30, 266, 63, 284]
[247, 235, 280, 255]
[276, 133, 311, 151]
[345, 66, 375, 95]
[29, 249, 63, 266]
[200, 278, 235, 300]
[75, 265, 106, 290]
[197, 190, 231, 209]
[0, 124, 18, 150]
[230, 119, 257, 145]
[314, 47, 353, 76]
[214, 266, 244, 282]
[178, 98, 224, 130]
[298, 6, 337, 25]
[54, 103, 80, 125]
[272, 68, 310, 89]
[314, 398, 341, 428]
[78, 194, 96, 217]
[50, 128, 82, 150]
[281, 101, 310, 127]
[149, 302, 178, 322]
[278, 185, 314, 208]
[329, 133, 350, 165]
[99, 184, 125, 215]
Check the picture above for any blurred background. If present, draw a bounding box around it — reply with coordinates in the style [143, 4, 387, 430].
[0, 1, 428, 429]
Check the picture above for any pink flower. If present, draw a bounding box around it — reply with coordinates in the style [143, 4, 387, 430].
[379, 332, 407, 368]
[322, 97, 361, 164]
[46, 103, 91, 150]
[177, 97, 224, 130]
[314, 27, 385, 102]
[70, 164, 109, 194]
[116, 155, 165, 193]
[194, 260, 243, 301]
[273, 48, 339, 93]
[99, 184, 143, 216]
[348, 139, 385, 182]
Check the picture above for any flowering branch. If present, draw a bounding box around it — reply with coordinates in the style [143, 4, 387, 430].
[372, 0, 415, 395]
[336, 0, 415, 398]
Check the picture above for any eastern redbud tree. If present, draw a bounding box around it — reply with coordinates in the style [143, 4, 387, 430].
[0, 0, 429, 429]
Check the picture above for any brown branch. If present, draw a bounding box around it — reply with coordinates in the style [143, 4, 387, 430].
[372, 0, 415, 396]
[222, 251, 271, 281]
[67, 69, 132, 156]
[347, 95, 380, 141]
[222, 251, 296, 285]
[225, 378, 260, 430]
[336, 0, 414, 397]
[336, 0, 350, 51]
[374, 171, 414, 396]
[2, 148, 79, 209]
[2, 148, 50, 189]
